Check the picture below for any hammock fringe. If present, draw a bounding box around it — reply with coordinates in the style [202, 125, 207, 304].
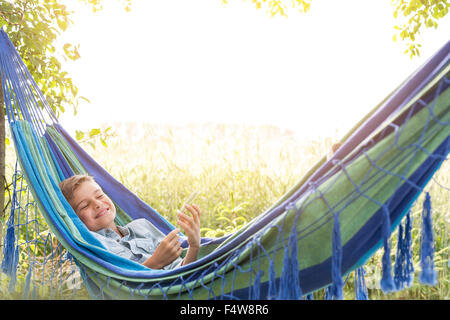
[277, 203, 302, 300]
[393, 210, 414, 290]
[419, 192, 437, 285]
[404, 211, 415, 287]
[355, 267, 368, 300]
[330, 212, 344, 300]
[380, 207, 395, 293]
[268, 259, 277, 299]
[1, 223, 16, 277]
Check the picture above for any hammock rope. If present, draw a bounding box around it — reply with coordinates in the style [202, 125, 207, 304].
[0, 28, 449, 299]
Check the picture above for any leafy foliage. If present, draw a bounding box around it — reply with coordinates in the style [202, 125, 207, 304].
[75, 126, 115, 149]
[0, 0, 81, 117]
[79, 0, 132, 12]
[0, 0, 129, 140]
[389, 0, 447, 57]
[222, 0, 311, 17]
[223, 0, 448, 58]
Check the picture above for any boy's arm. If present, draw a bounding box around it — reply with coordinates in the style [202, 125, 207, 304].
[181, 245, 199, 266]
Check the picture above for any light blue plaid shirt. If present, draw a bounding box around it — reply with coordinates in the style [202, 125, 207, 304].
[91, 218, 184, 270]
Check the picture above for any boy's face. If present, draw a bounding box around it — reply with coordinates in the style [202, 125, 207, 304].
[69, 180, 117, 231]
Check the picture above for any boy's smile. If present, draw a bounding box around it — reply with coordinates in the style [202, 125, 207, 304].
[69, 180, 117, 232]
[96, 207, 111, 218]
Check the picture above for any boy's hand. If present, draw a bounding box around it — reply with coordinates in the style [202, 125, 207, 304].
[143, 228, 182, 269]
[177, 204, 201, 249]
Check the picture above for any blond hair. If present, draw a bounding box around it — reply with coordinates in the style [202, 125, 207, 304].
[59, 174, 96, 202]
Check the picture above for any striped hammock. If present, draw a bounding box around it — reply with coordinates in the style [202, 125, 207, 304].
[0, 29, 448, 299]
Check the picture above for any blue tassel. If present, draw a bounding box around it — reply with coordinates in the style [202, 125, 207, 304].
[404, 211, 414, 287]
[355, 267, 368, 300]
[288, 208, 302, 299]
[419, 192, 437, 285]
[8, 246, 19, 292]
[251, 270, 263, 300]
[324, 286, 333, 300]
[1, 224, 17, 277]
[380, 207, 395, 292]
[22, 268, 32, 299]
[393, 211, 415, 290]
[277, 245, 292, 299]
[277, 204, 302, 299]
[393, 222, 405, 290]
[268, 259, 277, 299]
[329, 213, 344, 299]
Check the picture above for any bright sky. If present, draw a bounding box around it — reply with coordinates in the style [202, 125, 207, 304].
[58, 0, 450, 140]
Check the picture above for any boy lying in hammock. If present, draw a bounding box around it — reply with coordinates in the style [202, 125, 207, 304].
[59, 174, 201, 270]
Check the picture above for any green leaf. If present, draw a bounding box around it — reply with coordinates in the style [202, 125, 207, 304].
[78, 96, 90, 104]
[88, 141, 96, 149]
[89, 128, 101, 137]
[63, 43, 81, 60]
[57, 19, 68, 31]
[217, 216, 232, 224]
[75, 130, 84, 140]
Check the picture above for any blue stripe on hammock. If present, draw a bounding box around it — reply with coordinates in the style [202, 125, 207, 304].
[44, 130, 75, 179]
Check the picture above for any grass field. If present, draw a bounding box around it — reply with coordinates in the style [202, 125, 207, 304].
[0, 122, 448, 299]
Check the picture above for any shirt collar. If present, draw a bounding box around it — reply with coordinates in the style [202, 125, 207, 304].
[117, 225, 130, 237]
[95, 225, 130, 239]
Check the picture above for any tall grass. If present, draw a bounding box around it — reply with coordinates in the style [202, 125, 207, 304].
[1, 121, 448, 299]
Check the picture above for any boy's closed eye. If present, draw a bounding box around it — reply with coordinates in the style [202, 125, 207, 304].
[77, 193, 104, 210]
